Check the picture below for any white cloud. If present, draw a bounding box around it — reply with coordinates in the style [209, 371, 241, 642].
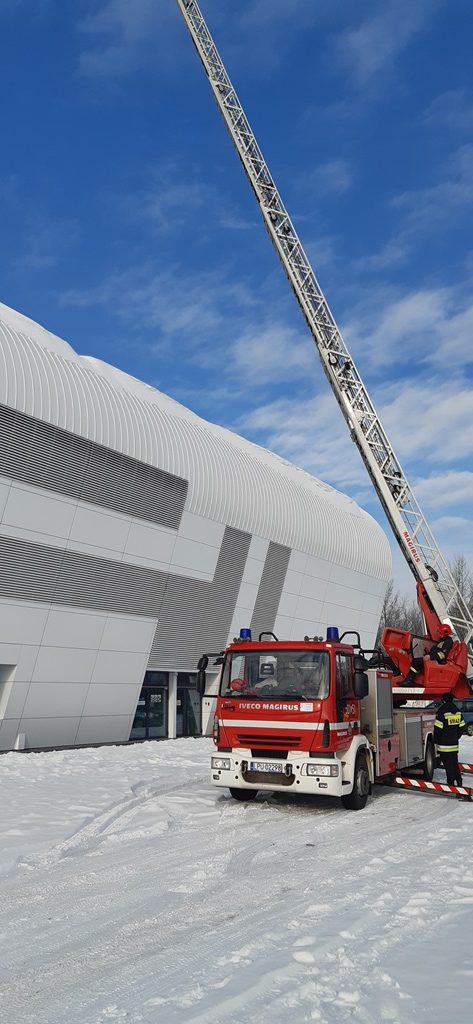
[14, 215, 79, 271]
[414, 471, 473, 508]
[335, 0, 436, 86]
[423, 90, 473, 135]
[236, 391, 369, 494]
[77, 0, 177, 78]
[75, 0, 343, 81]
[354, 239, 409, 272]
[304, 234, 338, 269]
[343, 282, 473, 369]
[61, 265, 257, 339]
[351, 145, 473, 275]
[129, 179, 208, 232]
[230, 323, 316, 385]
[432, 516, 473, 532]
[297, 159, 353, 200]
[384, 383, 473, 465]
[392, 144, 473, 235]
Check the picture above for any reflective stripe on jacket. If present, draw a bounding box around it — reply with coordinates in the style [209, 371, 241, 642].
[429, 636, 453, 663]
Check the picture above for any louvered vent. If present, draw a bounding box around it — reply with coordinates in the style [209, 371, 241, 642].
[0, 534, 168, 616]
[0, 529, 250, 665]
[0, 403, 187, 529]
[147, 526, 251, 671]
[250, 541, 291, 638]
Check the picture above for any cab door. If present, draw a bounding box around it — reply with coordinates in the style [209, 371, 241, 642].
[335, 653, 358, 738]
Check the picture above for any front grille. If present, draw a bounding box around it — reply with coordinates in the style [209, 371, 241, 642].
[243, 770, 294, 786]
[237, 733, 301, 750]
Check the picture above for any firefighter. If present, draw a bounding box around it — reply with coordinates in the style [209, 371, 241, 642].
[434, 691, 468, 797]
[405, 623, 454, 683]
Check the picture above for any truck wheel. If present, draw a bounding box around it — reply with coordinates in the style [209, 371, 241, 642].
[467, 723, 473, 737]
[423, 739, 435, 781]
[229, 788, 257, 801]
[341, 753, 370, 811]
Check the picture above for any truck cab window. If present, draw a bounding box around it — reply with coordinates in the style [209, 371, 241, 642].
[336, 654, 352, 699]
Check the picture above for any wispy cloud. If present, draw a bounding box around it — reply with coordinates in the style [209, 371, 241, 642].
[343, 281, 473, 369]
[423, 89, 473, 135]
[335, 0, 437, 86]
[235, 391, 366, 494]
[297, 159, 353, 200]
[77, 0, 177, 79]
[61, 263, 257, 340]
[350, 144, 473, 272]
[14, 215, 79, 271]
[120, 165, 256, 236]
[354, 240, 409, 272]
[392, 144, 473, 236]
[415, 471, 473, 508]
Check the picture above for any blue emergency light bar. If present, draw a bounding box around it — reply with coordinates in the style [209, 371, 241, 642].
[239, 628, 252, 640]
[326, 626, 339, 641]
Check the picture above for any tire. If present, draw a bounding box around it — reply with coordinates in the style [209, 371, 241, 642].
[467, 723, 473, 737]
[229, 787, 258, 801]
[341, 753, 371, 810]
[423, 739, 435, 781]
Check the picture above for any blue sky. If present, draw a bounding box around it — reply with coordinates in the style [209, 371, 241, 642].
[1, 0, 473, 595]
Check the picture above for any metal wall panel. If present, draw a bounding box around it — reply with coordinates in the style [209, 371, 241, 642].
[147, 526, 251, 671]
[250, 542, 291, 639]
[0, 403, 187, 529]
[0, 527, 252, 672]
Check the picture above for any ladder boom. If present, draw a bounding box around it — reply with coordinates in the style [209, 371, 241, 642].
[176, 0, 473, 658]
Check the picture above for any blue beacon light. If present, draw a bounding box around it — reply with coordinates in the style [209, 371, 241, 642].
[326, 626, 339, 641]
[239, 628, 252, 640]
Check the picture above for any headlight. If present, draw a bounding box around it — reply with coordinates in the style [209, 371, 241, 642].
[211, 756, 232, 770]
[305, 763, 339, 777]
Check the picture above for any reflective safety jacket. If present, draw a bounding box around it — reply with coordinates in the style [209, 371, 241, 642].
[434, 699, 466, 753]
[429, 636, 453, 663]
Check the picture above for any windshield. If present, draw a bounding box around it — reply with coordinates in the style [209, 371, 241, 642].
[221, 650, 330, 701]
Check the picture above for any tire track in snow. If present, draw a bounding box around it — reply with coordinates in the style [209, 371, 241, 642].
[14, 774, 207, 872]
[1, 775, 471, 1024]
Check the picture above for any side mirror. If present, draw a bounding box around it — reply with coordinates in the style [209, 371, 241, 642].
[196, 655, 209, 697]
[353, 670, 368, 699]
[354, 654, 368, 672]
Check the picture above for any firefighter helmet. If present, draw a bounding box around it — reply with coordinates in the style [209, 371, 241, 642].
[439, 623, 453, 636]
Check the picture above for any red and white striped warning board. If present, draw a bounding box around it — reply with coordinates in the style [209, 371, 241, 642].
[392, 776, 472, 798]
[458, 763, 473, 773]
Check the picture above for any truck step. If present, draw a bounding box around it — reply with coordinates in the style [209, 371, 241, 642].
[391, 776, 473, 799]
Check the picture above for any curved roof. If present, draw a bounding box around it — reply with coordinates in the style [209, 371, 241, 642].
[0, 303, 391, 579]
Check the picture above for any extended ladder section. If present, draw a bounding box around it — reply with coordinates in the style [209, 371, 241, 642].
[176, 1, 473, 660]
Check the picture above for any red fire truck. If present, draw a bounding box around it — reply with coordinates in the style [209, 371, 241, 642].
[197, 626, 442, 810]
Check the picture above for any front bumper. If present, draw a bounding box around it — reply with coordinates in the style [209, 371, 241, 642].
[211, 751, 347, 798]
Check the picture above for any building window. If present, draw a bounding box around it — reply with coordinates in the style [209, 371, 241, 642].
[130, 671, 169, 741]
[177, 673, 201, 737]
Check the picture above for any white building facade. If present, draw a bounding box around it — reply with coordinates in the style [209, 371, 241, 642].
[0, 303, 391, 751]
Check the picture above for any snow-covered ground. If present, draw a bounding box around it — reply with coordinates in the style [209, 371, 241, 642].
[1, 738, 473, 1024]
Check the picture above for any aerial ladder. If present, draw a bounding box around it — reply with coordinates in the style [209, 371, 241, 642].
[176, 1, 473, 683]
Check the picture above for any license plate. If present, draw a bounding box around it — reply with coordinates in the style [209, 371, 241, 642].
[249, 760, 283, 773]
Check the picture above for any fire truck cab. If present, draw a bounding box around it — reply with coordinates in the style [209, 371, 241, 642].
[198, 627, 436, 810]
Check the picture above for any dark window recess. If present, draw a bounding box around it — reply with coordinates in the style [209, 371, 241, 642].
[130, 672, 169, 741]
[176, 673, 201, 737]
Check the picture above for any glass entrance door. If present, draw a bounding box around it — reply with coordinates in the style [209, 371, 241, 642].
[130, 672, 168, 740]
[176, 673, 201, 737]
